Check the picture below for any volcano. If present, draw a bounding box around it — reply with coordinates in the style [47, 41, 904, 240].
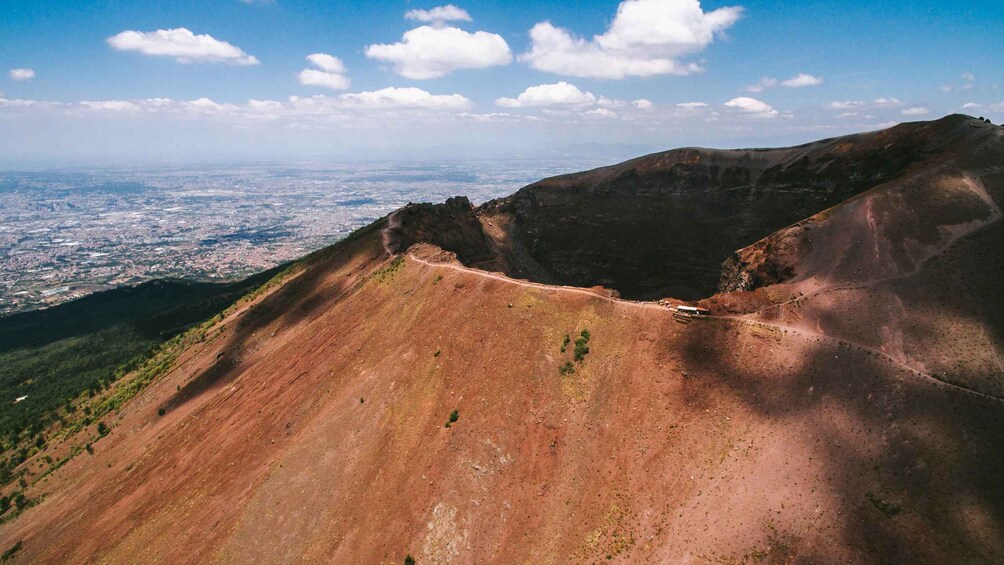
[1, 115, 1002, 564]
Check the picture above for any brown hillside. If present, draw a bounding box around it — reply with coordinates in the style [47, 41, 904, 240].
[1, 116, 1002, 564]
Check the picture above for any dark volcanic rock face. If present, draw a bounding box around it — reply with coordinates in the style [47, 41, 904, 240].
[392, 115, 985, 301]
[387, 196, 495, 265]
[474, 116, 975, 300]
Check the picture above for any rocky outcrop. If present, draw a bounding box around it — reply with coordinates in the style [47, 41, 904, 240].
[388, 196, 495, 266]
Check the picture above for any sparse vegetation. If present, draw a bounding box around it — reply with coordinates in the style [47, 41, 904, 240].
[433, 274, 443, 284]
[1, 540, 22, 562]
[0, 264, 285, 488]
[560, 334, 570, 353]
[434, 348, 441, 358]
[374, 256, 405, 282]
[96, 422, 109, 437]
[559, 361, 575, 376]
[157, 408, 166, 416]
[573, 329, 591, 362]
[404, 555, 415, 565]
[445, 409, 460, 428]
[867, 492, 901, 517]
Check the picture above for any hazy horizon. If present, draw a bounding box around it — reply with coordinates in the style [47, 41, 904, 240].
[3, 0, 1001, 165]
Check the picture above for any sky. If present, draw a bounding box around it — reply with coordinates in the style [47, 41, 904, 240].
[1, 0, 1003, 165]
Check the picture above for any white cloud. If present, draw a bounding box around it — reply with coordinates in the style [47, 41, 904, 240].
[724, 96, 778, 117]
[632, 99, 654, 110]
[825, 97, 901, 111]
[80, 100, 141, 112]
[305, 53, 345, 74]
[585, 107, 618, 118]
[298, 69, 350, 91]
[8, 68, 35, 81]
[365, 25, 511, 79]
[107, 28, 260, 65]
[405, 5, 471, 23]
[780, 73, 822, 87]
[745, 77, 777, 93]
[298, 53, 350, 90]
[960, 102, 1004, 112]
[495, 82, 596, 108]
[746, 73, 821, 92]
[676, 101, 708, 109]
[184, 98, 241, 112]
[519, 0, 742, 79]
[900, 106, 930, 116]
[873, 97, 902, 107]
[309, 87, 473, 110]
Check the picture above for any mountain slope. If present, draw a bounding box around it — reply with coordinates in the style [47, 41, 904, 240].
[1, 116, 1002, 564]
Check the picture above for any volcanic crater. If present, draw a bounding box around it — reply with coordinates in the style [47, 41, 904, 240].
[388, 118, 963, 300]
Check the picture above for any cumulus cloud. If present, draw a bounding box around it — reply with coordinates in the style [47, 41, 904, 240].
[405, 4, 471, 23]
[900, 106, 930, 116]
[298, 53, 350, 90]
[365, 25, 511, 79]
[495, 82, 597, 108]
[961, 101, 1004, 112]
[107, 28, 260, 65]
[780, 73, 823, 87]
[746, 73, 821, 92]
[585, 107, 618, 118]
[519, 0, 742, 79]
[80, 100, 141, 112]
[301, 87, 473, 110]
[8, 68, 35, 81]
[724, 96, 778, 117]
[825, 97, 901, 110]
[305, 53, 345, 74]
[632, 99, 654, 110]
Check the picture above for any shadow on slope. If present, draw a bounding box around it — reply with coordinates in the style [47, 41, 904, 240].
[679, 298, 1004, 563]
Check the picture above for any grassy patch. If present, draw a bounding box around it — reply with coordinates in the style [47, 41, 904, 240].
[1, 540, 22, 562]
[374, 256, 405, 283]
[559, 361, 576, 376]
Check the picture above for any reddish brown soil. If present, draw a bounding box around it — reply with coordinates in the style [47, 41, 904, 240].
[2, 117, 1003, 564]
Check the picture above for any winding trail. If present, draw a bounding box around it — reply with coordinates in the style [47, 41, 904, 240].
[379, 167, 1004, 403]
[746, 167, 1004, 316]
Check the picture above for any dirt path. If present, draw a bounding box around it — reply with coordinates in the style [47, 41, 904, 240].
[387, 194, 1004, 403]
[382, 209, 402, 255]
[748, 168, 1004, 317]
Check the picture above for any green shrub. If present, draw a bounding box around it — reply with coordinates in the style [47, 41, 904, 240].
[157, 408, 165, 417]
[558, 361, 575, 376]
[96, 422, 109, 437]
[449, 410, 459, 423]
[1, 540, 22, 562]
[404, 555, 416, 565]
[573, 329, 591, 362]
[560, 334, 570, 353]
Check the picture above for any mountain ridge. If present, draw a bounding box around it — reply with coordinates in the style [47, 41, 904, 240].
[1, 115, 1002, 563]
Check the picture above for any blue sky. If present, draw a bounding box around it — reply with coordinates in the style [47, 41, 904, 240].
[1, 0, 1003, 164]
